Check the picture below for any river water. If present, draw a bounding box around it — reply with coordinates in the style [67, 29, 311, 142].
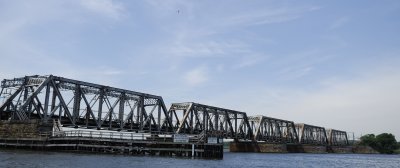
[0, 150, 399, 168]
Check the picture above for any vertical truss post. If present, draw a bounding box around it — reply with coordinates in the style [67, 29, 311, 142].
[43, 83, 51, 122]
[118, 93, 125, 129]
[97, 89, 104, 129]
[73, 85, 81, 126]
[214, 111, 219, 131]
[234, 113, 238, 141]
[157, 101, 161, 131]
[138, 96, 144, 130]
[50, 87, 57, 112]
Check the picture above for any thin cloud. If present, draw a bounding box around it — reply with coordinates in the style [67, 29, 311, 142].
[102, 69, 124, 76]
[80, 0, 126, 20]
[145, 0, 194, 14]
[329, 17, 349, 30]
[270, 49, 331, 80]
[234, 55, 267, 69]
[184, 67, 209, 86]
[0, 19, 28, 38]
[227, 9, 298, 26]
[166, 39, 250, 58]
[322, 35, 349, 48]
[224, 6, 320, 27]
[279, 66, 314, 80]
[287, 71, 400, 138]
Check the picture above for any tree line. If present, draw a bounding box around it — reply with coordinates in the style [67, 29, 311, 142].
[359, 133, 399, 154]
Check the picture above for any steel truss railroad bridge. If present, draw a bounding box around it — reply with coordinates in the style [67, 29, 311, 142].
[0, 75, 348, 146]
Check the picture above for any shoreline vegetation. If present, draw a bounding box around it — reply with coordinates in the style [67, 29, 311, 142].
[357, 133, 399, 154]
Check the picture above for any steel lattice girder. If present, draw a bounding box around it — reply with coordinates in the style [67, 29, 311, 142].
[326, 129, 349, 146]
[169, 102, 254, 141]
[0, 75, 351, 146]
[295, 123, 328, 145]
[0, 75, 174, 133]
[248, 115, 299, 143]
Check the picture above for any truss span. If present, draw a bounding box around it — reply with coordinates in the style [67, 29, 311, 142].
[1, 75, 350, 146]
[168, 102, 253, 141]
[0, 75, 173, 133]
[295, 123, 328, 145]
[327, 129, 349, 146]
[248, 115, 298, 143]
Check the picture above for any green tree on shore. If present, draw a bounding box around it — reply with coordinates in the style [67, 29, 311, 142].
[359, 133, 398, 154]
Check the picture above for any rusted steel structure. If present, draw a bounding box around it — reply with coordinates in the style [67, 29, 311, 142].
[0, 75, 173, 133]
[168, 102, 253, 141]
[0, 75, 351, 149]
[248, 115, 298, 143]
[327, 129, 349, 146]
[295, 123, 328, 145]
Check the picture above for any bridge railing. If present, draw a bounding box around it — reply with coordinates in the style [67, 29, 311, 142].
[52, 130, 169, 141]
[51, 130, 204, 143]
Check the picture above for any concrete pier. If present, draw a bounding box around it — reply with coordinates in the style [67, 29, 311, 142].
[301, 145, 327, 153]
[230, 142, 287, 153]
[230, 142, 357, 154]
[328, 146, 353, 153]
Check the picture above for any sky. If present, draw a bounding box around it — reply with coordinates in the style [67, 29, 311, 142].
[0, 0, 399, 139]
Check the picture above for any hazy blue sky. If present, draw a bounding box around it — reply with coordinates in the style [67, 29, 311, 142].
[1, 0, 399, 139]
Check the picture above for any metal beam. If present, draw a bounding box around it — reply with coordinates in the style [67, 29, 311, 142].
[0, 75, 172, 133]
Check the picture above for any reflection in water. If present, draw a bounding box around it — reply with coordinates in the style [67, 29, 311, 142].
[0, 150, 399, 168]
